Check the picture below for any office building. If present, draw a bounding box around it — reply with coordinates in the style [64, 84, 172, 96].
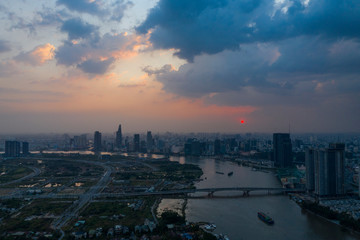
[5, 141, 21, 157]
[305, 148, 315, 191]
[273, 133, 292, 168]
[73, 134, 87, 149]
[93, 131, 102, 152]
[146, 131, 153, 152]
[22, 142, 30, 155]
[115, 124, 122, 149]
[214, 139, 221, 155]
[134, 134, 140, 152]
[311, 143, 345, 197]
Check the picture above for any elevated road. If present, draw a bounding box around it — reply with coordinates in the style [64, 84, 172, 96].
[0, 166, 41, 187]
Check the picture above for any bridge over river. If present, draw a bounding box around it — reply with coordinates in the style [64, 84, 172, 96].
[0, 187, 305, 200]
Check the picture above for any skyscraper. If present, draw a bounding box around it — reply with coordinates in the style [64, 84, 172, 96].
[94, 131, 102, 152]
[305, 148, 315, 191]
[5, 141, 20, 157]
[22, 142, 30, 155]
[134, 134, 140, 152]
[311, 143, 345, 197]
[115, 124, 122, 149]
[146, 131, 153, 152]
[273, 133, 292, 168]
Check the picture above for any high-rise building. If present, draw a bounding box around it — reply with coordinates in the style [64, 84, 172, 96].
[214, 139, 221, 155]
[93, 131, 102, 152]
[22, 142, 30, 155]
[273, 133, 292, 168]
[305, 148, 315, 191]
[311, 143, 345, 197]
[73, 134, 87, 149]
[5, 141, 21, 157]
[146, 131, 153, 152]
[134, 134, 140, 152]
[115, 124, 122, 149]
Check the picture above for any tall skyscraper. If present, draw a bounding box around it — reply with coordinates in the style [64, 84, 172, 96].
[310, 143, 345, 197]
[273, 133, 292, 168]
[115, 124, 122, 149]
[5, 141, 20, 157]
[22, 142, 30, 155]
[146, 131, 153, 152]
[305, 148, 315, 191]
[93, 131, 102, 152]
[134, 134, 140, 152]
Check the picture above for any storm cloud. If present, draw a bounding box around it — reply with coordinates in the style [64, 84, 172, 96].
[138, 0, 360, 61]
[60, 18, 99, 40]
[55, 32, 141, 74]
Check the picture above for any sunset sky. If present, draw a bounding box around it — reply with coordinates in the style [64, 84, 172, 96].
[0, 0, 359, 134]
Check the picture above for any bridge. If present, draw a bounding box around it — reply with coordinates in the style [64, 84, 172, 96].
[0, 187, 305, 200]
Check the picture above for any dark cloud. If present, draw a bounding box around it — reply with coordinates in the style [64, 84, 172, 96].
[0, 40, 11, 53]
[56, 0, 106, 17]
[142, 64, 174, 76]
[56, 0, 133, 22]
[33, 8, 69, 26]
[137, 0, 360, 61]
[55, 32, 138, 74]
[111, 0, 134, 21]
[150, 37, 360, 104]
[60, 18, 99, 40]
[5, 6, 69, 34]
[77, 58, 115, 75]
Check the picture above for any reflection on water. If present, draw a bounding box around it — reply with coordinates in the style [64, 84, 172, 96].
[159, 156, 359, 240]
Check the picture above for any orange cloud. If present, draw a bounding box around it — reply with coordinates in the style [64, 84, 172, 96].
[15, 43, 55, 66]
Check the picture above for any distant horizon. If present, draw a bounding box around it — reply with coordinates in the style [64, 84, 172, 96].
[0, 131, 359, 136]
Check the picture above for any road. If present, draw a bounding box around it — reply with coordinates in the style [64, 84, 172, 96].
[0, 166, 41, 187]
[51, 160, 113, 232]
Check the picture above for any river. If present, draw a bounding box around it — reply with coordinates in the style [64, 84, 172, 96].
[158, 156, 360, 240]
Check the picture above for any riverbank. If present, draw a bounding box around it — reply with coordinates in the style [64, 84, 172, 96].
[295, 197, 360, 237]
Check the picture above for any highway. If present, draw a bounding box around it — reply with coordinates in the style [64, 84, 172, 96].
[51, 160, 113, 231]
[0, 166, 41, 187]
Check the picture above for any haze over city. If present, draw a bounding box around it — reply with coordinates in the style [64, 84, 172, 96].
[0, 0, 359, 134]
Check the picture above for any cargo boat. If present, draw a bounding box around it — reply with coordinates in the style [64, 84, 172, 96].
[216, 171, 224, 175]
[227, 171, 233, 176]
[257, 212, 274, 225]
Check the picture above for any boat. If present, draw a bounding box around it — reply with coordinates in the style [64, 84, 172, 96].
[203, 223, 216, 231]
[227, 171, 233, 176]
[216, 171, 224, 175]
[257, 212, 274, 225]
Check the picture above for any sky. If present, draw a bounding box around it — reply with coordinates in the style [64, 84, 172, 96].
[0, 0, 359, 134]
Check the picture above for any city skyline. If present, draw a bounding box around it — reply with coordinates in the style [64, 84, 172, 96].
[1, 0, 360, 134]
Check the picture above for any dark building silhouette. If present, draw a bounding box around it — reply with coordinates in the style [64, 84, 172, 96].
[134, 134, 140, 152]
[5, 141, 20, 157]
[305, 148, 315, 191]
[93, 131, 102, 152]
[273, 133, 292, 168]
[22, 142, 30, 155]
[115, 124, 122, 149]
[146, 131, 153, 152]
[214, 139, 221, 155]
[73, 134, 87, 149]
[309, 143, 345, 196]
